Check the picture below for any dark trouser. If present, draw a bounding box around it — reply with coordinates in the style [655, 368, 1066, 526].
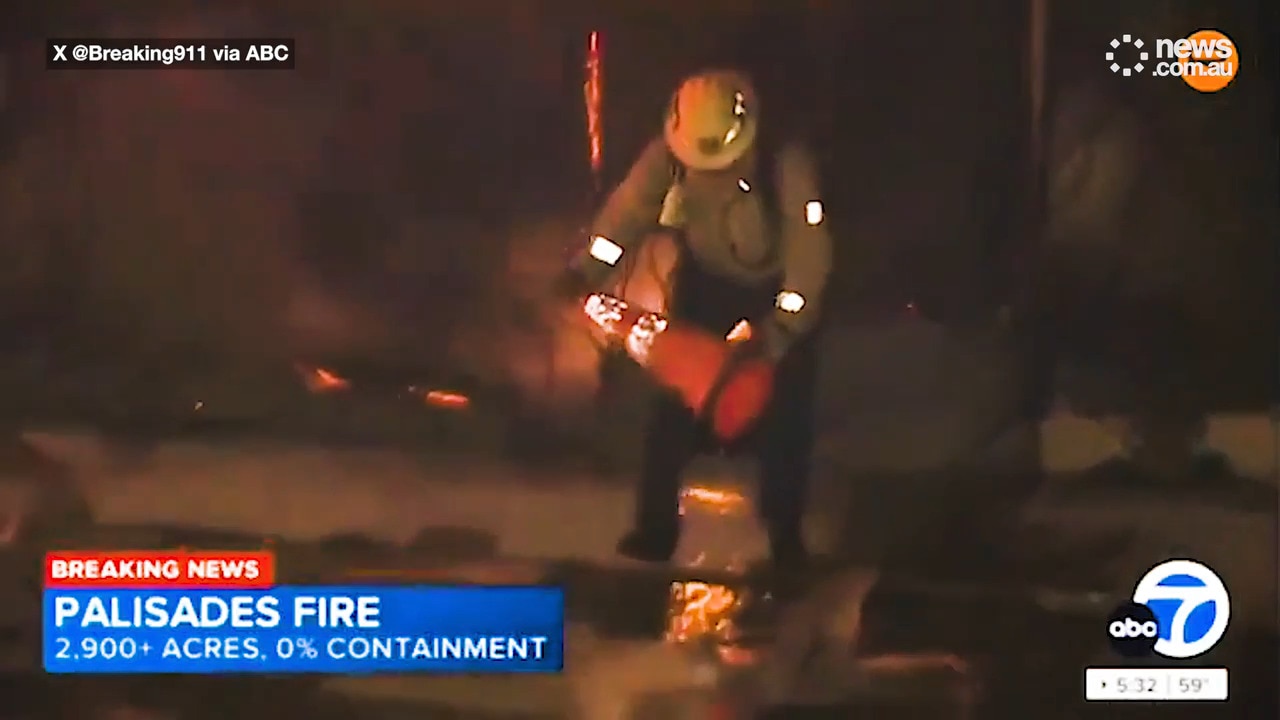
[632, 252, 820, 543]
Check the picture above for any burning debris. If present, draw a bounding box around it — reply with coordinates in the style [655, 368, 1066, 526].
[295, 364, 350, 393]
[293, 364, 471, 411]
[666, 580, 742, 645]
[411, 387, 471, 410]
[679, 485, 747, 517]
[583, 30, 604, 186]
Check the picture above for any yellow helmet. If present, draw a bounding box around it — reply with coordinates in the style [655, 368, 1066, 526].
[663, 70, 758, 171]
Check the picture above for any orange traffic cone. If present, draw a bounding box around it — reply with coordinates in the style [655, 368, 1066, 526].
[583, 294, 773, 441]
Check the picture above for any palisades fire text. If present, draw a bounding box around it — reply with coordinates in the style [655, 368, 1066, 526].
[42, 551, 566, 674]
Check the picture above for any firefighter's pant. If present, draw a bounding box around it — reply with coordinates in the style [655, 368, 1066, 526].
[633, 252, 819, 540]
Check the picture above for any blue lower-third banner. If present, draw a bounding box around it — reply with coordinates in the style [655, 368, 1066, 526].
[44, 585, 565, 674]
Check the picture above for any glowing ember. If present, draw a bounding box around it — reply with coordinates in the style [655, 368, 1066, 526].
[665, 580, 740, 644]
[680, 486, 748, 516]
[296, 364, 350, 393]
[725, 319, 752, 343]
[423, 389, 470, 410]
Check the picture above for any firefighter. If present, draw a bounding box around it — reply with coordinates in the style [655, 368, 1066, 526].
[555, 70, 832, 567]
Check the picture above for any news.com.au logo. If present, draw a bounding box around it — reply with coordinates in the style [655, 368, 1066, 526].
[1105, 29, 1238, 93]
[1107, 559, 1230, 659]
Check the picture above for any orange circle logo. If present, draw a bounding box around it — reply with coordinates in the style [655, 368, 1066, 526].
[1177, 30, 1238, 93]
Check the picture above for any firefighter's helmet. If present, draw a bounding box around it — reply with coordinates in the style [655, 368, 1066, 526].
[663, 70, 758, 171]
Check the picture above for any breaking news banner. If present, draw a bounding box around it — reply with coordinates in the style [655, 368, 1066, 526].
[42, 551, 565, 674]
[46, 38, 294, 70]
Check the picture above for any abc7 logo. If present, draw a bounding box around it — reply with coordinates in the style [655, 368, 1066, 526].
[1106, 601, 1161, 657]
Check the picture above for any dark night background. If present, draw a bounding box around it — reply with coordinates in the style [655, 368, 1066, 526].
[0, 0, 1273, 429]
[0, 2, 1277, 717]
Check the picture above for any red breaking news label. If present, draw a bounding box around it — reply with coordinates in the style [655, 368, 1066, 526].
[46, 38, 295, 70]
[45, 550, 276, 588]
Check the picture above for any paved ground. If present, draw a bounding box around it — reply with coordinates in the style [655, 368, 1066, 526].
[4, 526, 1275, 720]
[2, 428, 1276, 718]
[22, 428, 1275, 622]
